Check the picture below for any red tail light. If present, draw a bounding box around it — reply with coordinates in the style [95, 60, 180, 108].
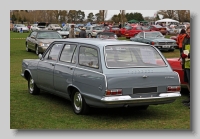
[105, 89, 122, 96]
[151, 42, 155, 45]
[167, 86, 181, 92]
[92, 30, 96, 32]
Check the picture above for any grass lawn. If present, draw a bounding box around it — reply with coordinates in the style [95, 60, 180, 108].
[10, 31, 190, 129]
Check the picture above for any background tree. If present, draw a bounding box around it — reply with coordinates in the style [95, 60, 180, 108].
[68, 10, 77, 23]
[125, 13, 134, 21]
[111, 14, 120, 23]
[120, 10, 126, 26]
[99, 10, 107, 22]
[132, 12, 144, 21]
[157, 10, 190, 22]
[95, 13, 102, 23]
[87, 12, 94, 22]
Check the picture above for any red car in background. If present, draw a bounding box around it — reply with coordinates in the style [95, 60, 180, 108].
[124, 25, 150, 39]
[167, 58, 187, 85]
[170, 34, 178, 41]
[148, 25, 167, 35]
[103, 25, 122, 37]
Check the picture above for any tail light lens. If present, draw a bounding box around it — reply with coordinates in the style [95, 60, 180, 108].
[151, 42, 155, 45]
[105, 89, 122, 96]
[167, 86, 181, 92]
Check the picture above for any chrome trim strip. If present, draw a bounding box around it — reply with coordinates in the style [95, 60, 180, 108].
[101, 92, 181, 104]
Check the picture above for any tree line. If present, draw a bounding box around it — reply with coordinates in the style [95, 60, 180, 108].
[10, 10, 190, 24]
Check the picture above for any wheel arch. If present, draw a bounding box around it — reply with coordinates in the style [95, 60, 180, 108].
[24, 69, 32, 80]
[67, 85, 81, 100]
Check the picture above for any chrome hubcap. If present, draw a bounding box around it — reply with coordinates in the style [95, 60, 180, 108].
[74, 92, 82, 111]
[29, 78, 34, 92]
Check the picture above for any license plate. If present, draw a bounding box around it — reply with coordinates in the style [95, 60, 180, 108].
[163, 45, 170, 48]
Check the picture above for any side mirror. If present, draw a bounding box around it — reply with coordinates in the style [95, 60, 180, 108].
[38, 54, 43, 60]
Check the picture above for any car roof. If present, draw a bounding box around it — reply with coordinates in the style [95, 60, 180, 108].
[33, 30, 58, 32]
[51, 38, 149, 47]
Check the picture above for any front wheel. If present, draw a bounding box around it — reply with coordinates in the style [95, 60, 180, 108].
[72, 90, 89, 115]
[35, 46, 39, 55]
[26, 43, 31, 52]
[28, 75, 40, 95]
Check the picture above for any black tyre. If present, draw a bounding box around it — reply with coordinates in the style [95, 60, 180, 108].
[72, 90, 89, 115]
[88, 34, 92, 38]
[35, 46, 39, 55]
[168, 49, 175, 52]
[28, 75, 40, 95]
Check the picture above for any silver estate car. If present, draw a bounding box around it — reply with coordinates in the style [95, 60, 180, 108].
[21, 38, 181, 115]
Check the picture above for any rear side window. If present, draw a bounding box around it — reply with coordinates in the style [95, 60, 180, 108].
[78, 46, 99, 69]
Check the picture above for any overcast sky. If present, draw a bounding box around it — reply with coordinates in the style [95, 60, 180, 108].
[83, 10, 158, 20]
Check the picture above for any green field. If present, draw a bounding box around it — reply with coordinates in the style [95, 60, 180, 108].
[10, 31, 190, 129]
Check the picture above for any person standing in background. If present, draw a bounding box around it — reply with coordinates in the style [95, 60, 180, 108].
[69, 25, 75, 38]
[181, 26, 190, 109]
[79, 27, 87, 38]
[177, 29, 187, 56]
[118, 22, 122, 29]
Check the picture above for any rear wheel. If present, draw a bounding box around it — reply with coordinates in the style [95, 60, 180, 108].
[72, 90, 89, 115]
[28, 75, 40, 95]
[88, 34, 92, 38]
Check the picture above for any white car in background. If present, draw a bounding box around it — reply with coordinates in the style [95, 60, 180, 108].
[13, 24, 29, 33]
[57, 27, 70, 38]
[46, 24, 62, 31]
[30, 24, 39, 31]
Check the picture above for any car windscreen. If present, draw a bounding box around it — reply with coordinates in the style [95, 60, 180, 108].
[37, 32, 62, 39]
[145, 32, 163, 38]
[104, 45, 166, 68]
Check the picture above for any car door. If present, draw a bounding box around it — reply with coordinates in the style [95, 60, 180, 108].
[53, 43, 77, 97]
[37, 43, 63, 92]
[27, 32, 37, 50]
[134, 32, 144, 42]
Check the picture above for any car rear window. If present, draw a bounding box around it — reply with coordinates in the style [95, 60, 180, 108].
[104, 45, 166, 68]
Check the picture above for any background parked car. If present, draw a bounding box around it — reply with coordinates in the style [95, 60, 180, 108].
[46, 24, 62, 31]
[96, 32, 118, 39]
[167, 57, 187, 85]
[37, 22, 49, 30]
[57, 27, 69, 38]
[103, 25, 122, 37]
[30, 24, 39, 31]
[148, 25, 167, 35]
[25, 30, 63, 55]
[124, 25, 151, 39]
[13, 24, 29, 33]
[85, 26, 104, 38]
[130, 31, 177, 51]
